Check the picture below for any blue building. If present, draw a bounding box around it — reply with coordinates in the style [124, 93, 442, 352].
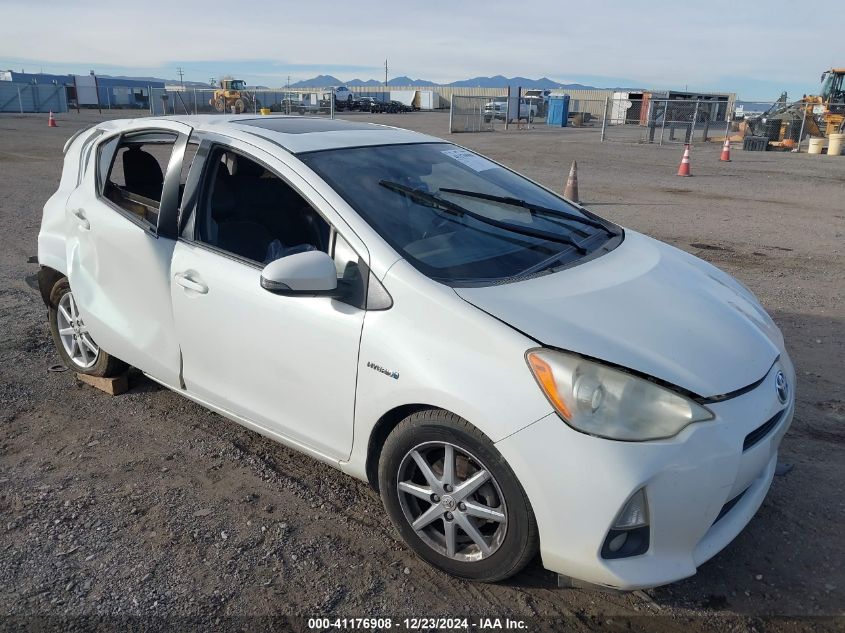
[1, 70, 165, 109]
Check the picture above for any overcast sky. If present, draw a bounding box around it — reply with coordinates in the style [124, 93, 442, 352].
[1, 0, 841, 99]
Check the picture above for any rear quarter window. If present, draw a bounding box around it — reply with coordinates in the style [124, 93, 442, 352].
[96, 132, 178, 230]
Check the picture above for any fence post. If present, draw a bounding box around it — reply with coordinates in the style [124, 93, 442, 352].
[330, 93, 334, 119]
[659, 99, 668, 145]
[448, 98, 453, 134]
[149, 86, 153, 115]
[17, 85, 23, 113]
[796, 106, 808, 152]
[600, 97, 609, 142]
[689, 100, 700, 146]
[106, 89, 111, 110]
[504, 86, 509, 131]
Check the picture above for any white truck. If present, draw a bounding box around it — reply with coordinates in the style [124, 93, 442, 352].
[483, 96, 537, 122]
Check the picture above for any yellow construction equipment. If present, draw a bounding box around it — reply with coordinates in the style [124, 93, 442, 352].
[813, 68, 845, 135]
[747, 68, 845, 143]
[209, 79, 260, 114]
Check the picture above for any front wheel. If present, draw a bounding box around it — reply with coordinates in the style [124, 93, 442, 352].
[48, 278, 126, 377]
[379, 410, 538, 582]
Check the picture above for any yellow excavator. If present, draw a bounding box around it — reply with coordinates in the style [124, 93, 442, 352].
[747, 68, 845, 142]
[209, 79, 261, 114]
[814, 68, 845, 135]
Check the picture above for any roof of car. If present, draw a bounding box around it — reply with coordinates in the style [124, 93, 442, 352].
[147, 114, 442, 154]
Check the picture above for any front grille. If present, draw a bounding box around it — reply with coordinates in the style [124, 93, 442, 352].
[713, 487, 749, 525]
[743, 410, 783, 452]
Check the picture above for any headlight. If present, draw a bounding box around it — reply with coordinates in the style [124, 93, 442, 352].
[526, 349, 713, 441]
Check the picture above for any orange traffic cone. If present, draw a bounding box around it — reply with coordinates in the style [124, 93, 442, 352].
[48, 111, 57, 127]
[677, 144, 691, 176]
[564, 160, 579, 202]
[719, 138, 731, 162]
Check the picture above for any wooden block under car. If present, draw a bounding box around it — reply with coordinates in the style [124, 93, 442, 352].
[76, 372, 128, 396]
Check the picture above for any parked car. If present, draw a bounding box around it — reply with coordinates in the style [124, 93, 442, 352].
[39, 116, 794, 589]
[387, 100, 413, 113]
[332, 86, 354, 109]
[483, 97, 538, 122]
[272, 98, 301, 113]
[353, 96, 382, 113]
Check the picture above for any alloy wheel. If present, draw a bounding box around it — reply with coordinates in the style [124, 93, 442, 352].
[56, 291, 100, 369]
[396, 441, 508, 562]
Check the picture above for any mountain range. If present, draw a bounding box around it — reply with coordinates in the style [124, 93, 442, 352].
[288, 74, 598, 89]
[93, 72, 602, 90]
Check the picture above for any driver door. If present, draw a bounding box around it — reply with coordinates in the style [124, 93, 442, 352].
[170, 138, 369, 460]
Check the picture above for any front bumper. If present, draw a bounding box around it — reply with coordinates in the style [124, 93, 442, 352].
[495, 357, 794, 590]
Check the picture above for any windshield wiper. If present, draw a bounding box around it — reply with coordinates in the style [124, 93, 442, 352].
[378, 180, 589, 253]
[438, 188, 617, 236]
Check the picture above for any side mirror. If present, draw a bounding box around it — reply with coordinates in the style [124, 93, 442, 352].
[260, 250, 338, 296]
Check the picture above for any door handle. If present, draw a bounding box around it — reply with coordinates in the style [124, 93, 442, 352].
[174, 272, 208, 294]
[71, 208, 90, 230]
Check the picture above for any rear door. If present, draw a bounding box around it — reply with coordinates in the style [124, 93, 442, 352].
[64, 121, 193, 386]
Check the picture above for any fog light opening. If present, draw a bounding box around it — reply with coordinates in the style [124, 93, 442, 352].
[601, 488, 650, 560]
[607, 531, 628, 553]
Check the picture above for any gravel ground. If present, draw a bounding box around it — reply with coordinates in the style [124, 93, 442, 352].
[0, 110, 843, 632]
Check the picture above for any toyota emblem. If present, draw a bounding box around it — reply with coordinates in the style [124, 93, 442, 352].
[775, 371, 789, 404]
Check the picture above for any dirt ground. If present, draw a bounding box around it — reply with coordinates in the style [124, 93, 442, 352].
[0, 110, 843, 632]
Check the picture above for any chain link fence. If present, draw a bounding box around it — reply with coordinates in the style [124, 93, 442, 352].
[0, 82, 67, 113]
[601, 98, 732, 144]
[563, 99, 607, 129]
[449, 96, 495, 132]
[737, 97, 845, 150]
[449, 94, 550, 132]
[448, 95, 615, 133]
[148, 88, 335, 117]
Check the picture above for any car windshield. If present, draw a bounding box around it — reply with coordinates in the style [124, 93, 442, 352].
[299, 143, 621, 285]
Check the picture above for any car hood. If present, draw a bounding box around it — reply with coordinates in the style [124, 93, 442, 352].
[454, 231, 782, 398]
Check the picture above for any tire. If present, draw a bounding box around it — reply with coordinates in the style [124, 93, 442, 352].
[379, 409, 538, 582]
[48, 278, 127, 377]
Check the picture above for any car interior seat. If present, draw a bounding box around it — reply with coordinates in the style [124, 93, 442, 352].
[209, 161, 274, 262]
[122, 146, 165, 202]
[229, 155, 329, 254]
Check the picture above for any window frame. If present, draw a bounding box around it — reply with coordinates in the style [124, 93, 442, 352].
[177, 135, 374, 309]
[180, 139, 347, 268]
[95, 128, 189, 238]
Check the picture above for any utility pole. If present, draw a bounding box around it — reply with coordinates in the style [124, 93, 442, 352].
[384, 59, 388, 102]
[287, 75, 291, 114]
[209, 77, 216, 88]
[177, 67, 184, 89]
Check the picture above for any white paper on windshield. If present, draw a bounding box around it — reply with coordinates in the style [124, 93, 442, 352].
[441, 149, 497, 172]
